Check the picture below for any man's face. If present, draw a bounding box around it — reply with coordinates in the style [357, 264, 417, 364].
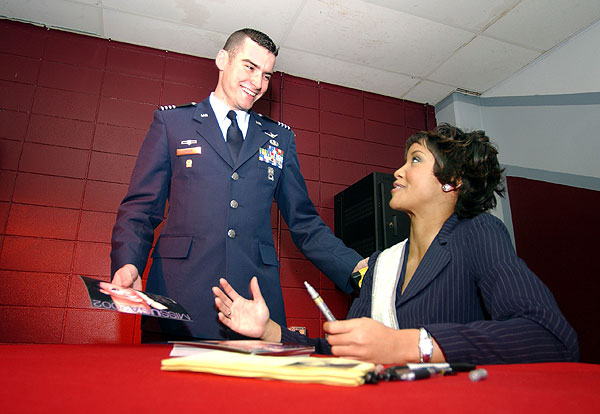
[214, 37, 276, 111]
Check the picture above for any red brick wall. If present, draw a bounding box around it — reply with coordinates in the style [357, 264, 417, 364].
[0, 19, 436, 343]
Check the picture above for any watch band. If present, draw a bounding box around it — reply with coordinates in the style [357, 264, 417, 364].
[418, 327, 433, 363]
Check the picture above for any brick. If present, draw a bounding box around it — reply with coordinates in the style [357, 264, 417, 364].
[88, 151, 136, 184]
[161, 82, 212, 107]
[320, 134, 367, 163]
[0, 20, 46, 58]
[320, 85, 363, 117]
[320, 111, 364, 139]
[27, 114, 94, 149]
[321, 289, 351, 320]
[83, 180, 128, 213]
[0, 80, 35, 112]
[97, 97, 155, 129]
[0, 236, 75, 273]
[282, 79, 319, 109]
[164, 55, 217, 87]
[0, 270, 68, 307]
[320, 182, 347, 209]
[106, 45, 165, 79]
[19, 142, 89, 178]
[45, 29, 108, 68]
[0, 52, 40, 84]
[0, 138, 22, 170]
[405, 102, 427, 130]
[93, 123, 145, 156]
[365, 119, 407, 146]
[365, 97, 405, 125]
[62, 308, 136, 344]
[72, 241, 111, 276]
[0, 110, 29, 141]
[102, 72, 161, 104]
[266, 72, 283, 102]
[12, 173, 84, 208]
[280, 258, 320, 289]
[38, 61, 103, 94]
[362, 142, 405, 169]
[0, 202, 9, 231]
[282, 103, 319, 132]
[320, 158, 367, 186]
[298, 154, 319, 181]
[0, 306, 64, 343]
[5, 204, 79, 239]
[294, 129, 319, 156]
[282, 287, 319, 319]
[0, 171, 16, 202]
[78, 210, 116, 243]
[252, 99, 271, 117]
[32, 87, 98, 121]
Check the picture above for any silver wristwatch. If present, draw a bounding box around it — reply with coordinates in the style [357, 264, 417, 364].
[419, 327, 433, 363]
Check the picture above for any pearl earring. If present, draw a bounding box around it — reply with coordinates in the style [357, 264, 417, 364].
[442, 184, 453, 192]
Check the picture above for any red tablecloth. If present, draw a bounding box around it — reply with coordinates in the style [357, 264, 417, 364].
[1, 344, 598, 413]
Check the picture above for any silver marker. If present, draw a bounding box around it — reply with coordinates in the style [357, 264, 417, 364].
[304, 281, 336, 321]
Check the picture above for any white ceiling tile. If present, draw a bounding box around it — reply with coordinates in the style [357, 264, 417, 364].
[485, 0, 600, 50]
[363, 0, 518, 31]
[0, 0, 102, 36]
[102, 9, 224, 58]
[285, 0, 475, 76]
[102, 0, 304, 44]
[277, 48, 419, 100]
[428, 35, 540, 93]
[403, 80, 457, 105]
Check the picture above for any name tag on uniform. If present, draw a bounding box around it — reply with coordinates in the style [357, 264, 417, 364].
[176, 147, 202, 156]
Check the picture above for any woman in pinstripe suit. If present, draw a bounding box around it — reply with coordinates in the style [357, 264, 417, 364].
[213, 124, 579, 365]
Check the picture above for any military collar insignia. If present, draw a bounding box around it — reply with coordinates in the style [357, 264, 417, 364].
[200, 113, 208, 117]
[256, 120, 263, 126]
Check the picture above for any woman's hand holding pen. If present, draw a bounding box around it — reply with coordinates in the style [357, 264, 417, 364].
[212, 277, 281, 342]
[325, 318, 424, 364]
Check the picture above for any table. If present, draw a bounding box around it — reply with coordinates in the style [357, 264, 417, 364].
[1, 344, 598, 413]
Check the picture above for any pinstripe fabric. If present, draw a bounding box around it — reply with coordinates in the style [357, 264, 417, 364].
[281, 213, 579, 364]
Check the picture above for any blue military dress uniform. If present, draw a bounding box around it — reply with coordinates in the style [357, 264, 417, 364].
[110, 97, 362, 339]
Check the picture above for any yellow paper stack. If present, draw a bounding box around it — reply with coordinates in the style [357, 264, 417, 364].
[161, 349, 374, 386]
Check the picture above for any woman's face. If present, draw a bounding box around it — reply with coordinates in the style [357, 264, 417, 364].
[390, 142, 443, 214]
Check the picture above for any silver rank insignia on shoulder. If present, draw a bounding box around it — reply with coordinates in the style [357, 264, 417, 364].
[277, 121, 291, 130]
[267, 166, 275, 181]
[265, 131, 278, 140]
[186, 159, 193, 168]
[181, 139, 197, 146]
[159, 104, 177, 110]
[269, 138, 279, 147]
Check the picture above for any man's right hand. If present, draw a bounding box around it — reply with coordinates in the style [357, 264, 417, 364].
[112, 264, 142, 290]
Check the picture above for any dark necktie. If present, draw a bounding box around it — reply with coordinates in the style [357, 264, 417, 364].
[226, 110, 243, 162]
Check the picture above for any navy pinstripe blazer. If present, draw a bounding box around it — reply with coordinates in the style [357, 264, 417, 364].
[282, 213, 579, 364]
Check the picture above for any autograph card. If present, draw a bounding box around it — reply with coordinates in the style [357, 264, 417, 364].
[80, 276, 193, 322]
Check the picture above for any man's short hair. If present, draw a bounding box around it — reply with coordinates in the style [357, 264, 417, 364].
[223, 28, 279, 57]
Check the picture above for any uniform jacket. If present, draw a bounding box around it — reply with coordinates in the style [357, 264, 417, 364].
[110, 98, 361, 339]
[281, 213, 579, 364]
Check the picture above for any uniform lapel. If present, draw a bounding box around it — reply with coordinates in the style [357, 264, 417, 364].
[397, 214, 459, 306]
[236, 112, 271, 167]
[192, 99, 235, 168]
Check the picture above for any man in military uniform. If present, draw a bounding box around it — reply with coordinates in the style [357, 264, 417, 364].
[110, 28, 365, 341]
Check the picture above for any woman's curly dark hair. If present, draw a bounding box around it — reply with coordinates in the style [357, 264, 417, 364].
[405, 123, 505, 218]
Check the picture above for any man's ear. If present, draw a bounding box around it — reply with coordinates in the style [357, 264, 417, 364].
[215, 49, 229, 71]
